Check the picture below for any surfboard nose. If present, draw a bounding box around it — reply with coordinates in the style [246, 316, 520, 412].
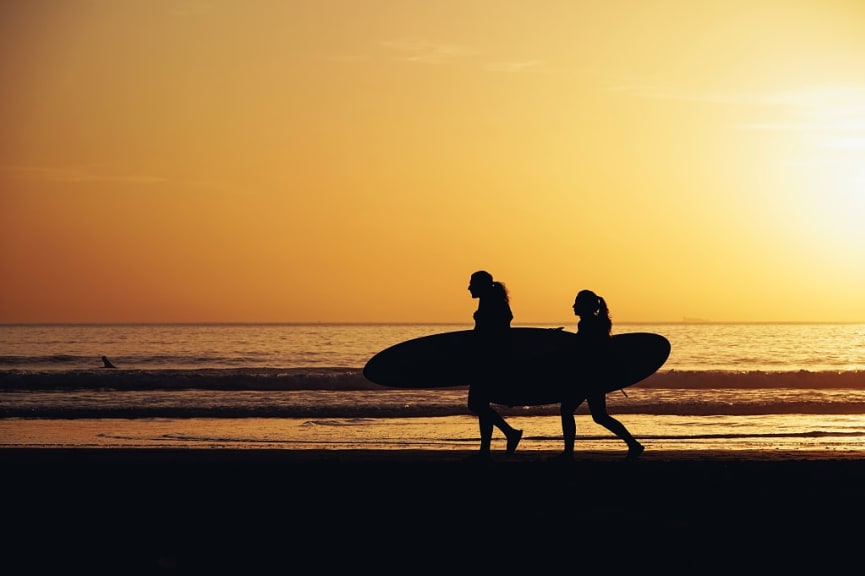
[362, 355, 388, 386]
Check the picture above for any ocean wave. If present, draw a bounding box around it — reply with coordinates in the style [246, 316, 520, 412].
[3, 387, 865, 419]
[2, 368, 865, 391]
[640, 370, 865, 389]
[0, 368, 372, 391]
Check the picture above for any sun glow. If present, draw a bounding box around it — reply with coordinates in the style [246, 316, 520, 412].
[741, 84, 865, 278]
[2, 1, 865, 323]
[792, 91, 865, 262]
[800, 161, 865, 248]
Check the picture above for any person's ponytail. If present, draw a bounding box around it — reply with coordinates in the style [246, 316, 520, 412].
[598, 296, 612, 335]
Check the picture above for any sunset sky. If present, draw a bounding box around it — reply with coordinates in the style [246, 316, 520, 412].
[2, 0, 864, 324]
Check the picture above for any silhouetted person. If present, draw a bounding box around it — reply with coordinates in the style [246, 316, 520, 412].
[555, 290, 643, 461]
[101, 356, 116, 368]
[466, 270, 522, 460]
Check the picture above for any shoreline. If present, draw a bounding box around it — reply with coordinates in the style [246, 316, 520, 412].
[5, 445, 865, 461]
[5, 448, 865, 571]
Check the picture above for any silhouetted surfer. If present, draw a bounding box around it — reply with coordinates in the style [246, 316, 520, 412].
[101, 356, 116, 368]
[466, 270, 522, 460]
[555, 290, 643, 461]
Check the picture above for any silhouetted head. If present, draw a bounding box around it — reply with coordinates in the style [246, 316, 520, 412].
[573, 290, 599, 315]
[573, 289, 612, 333]
[469, 270, 509, 302]
[468, 270, 494, 299]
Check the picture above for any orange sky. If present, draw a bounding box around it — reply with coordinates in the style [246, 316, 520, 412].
[2, 0, 864, 324]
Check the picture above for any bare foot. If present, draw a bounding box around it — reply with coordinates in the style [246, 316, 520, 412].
[506, 429, 523, 455]
[627, 443, 645, 460]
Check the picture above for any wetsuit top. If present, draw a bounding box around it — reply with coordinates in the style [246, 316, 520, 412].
[473, 297, 513, 332]
[576, 315, 611, 377]
[472, 291, 513, 374]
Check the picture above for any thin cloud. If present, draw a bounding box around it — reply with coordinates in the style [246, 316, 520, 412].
[168, 3, 212, 17]
[607, 84, 745, 105]
[0, 165, 167, 185]
[741, 85, 865, 149]
[378, 39, 478, 64]
[486, 60, 545, 73]
[326, 54, 369, 63]
[611, 82, 865, 150]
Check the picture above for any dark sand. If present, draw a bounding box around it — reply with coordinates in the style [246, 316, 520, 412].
[4, 448, 864, 573]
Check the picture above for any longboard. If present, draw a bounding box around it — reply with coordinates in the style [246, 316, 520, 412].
[362, 328, 670, 407]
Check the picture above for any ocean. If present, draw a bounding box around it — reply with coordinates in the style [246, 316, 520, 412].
[2, 322, 865, 453]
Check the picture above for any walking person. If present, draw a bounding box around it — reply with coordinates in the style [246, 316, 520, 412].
[555, 289, 643, 461]
[466, 270, 523, 460]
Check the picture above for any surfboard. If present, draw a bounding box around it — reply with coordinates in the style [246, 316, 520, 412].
[362, 328, 671, 407]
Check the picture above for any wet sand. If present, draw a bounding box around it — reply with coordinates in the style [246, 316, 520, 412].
[4, 448, 864, 572]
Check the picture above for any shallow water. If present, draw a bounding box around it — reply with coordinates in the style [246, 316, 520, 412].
[3, 322, 865, 453]
[3, 322, 865, 372]
[3, 414, 864, 453]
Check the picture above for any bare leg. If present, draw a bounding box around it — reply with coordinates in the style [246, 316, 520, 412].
[483, 406, 521, 453]
[559, 400, 578, 455]
[469, 390, 521, 455]
[488, 409, 517, 436]
[487, 409, 522, 454]
[586, 393, 644, 457]
[478, 414, 493, 454]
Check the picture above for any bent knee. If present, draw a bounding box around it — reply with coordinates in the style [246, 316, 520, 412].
[591, 414, 613, 426]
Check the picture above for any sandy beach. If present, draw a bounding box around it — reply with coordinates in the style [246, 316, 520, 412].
[4, 448, 864, 573]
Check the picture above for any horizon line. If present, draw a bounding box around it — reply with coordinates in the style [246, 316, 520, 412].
[1, 320, 864, 326]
